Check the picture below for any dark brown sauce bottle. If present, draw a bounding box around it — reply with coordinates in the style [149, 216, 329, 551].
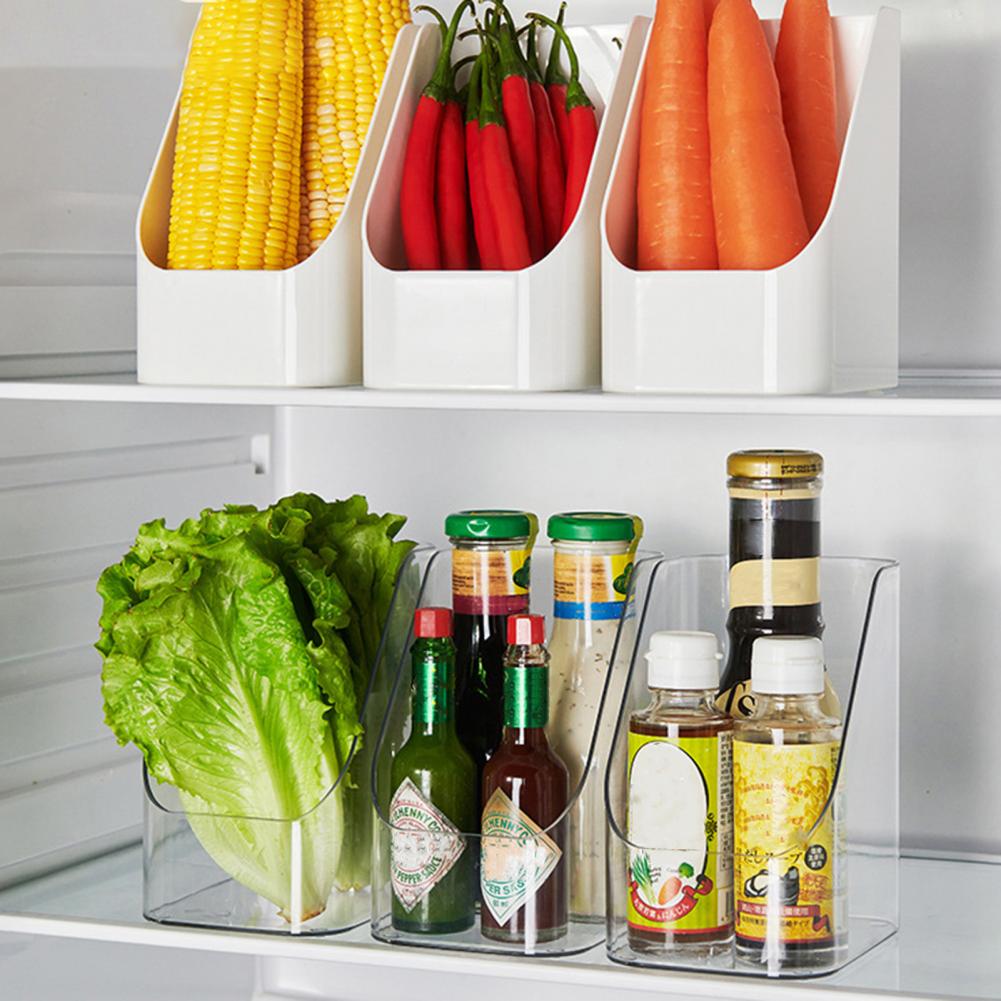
[717, 451, 826, 719]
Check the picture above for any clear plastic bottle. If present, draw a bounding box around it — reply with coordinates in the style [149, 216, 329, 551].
[733, 636, 846, 973]
[626, 631, 734, 957]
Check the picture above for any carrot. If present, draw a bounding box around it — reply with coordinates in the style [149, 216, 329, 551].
[703, 0, 720, 27]
[707, 0, 809, 270]
[774, 0, 838, 235]
[636, 0, 717, 270]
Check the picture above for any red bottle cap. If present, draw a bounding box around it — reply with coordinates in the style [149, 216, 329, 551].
[507, 614, 545, 646]
[414, 607, 452, 639]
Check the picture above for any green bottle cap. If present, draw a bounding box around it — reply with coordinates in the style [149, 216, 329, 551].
[445, 510, 538, 540]
[547, 512, 642, 543]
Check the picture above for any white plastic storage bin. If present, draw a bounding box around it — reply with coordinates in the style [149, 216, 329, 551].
[602, 11, 900, 396]
[135, 22, 418, 388]
[362, 20, 646, 392]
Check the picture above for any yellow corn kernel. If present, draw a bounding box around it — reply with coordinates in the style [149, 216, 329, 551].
[297, 0, 409, 260]
[168, 0, 304, 271]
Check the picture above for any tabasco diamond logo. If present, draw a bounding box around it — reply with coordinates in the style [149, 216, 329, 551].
[390, 778, 466, 912]
[480, 787, 562, 926]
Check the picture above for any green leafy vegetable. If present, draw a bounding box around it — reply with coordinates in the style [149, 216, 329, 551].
[97, 494, 414, 923]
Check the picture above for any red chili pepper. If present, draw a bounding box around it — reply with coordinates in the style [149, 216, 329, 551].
[544, 2, 571, 167]
[479, 42, 532, 271]
[525, 21, 565, 254]
[464, 57, 501, 269]
[531, 12, 598, 237]
[399, 1, 471, 270]
[437, 98, 468, 269]
[491, 2, 544, 263]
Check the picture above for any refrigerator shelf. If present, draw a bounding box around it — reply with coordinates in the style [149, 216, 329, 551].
[0, 373, 1001, 417]
[0, 846, 996, 1001]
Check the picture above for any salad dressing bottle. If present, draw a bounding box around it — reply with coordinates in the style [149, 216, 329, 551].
[547, 511, 642, 923]
[627, 632, 734, 956]
[733, 636, 845, 972]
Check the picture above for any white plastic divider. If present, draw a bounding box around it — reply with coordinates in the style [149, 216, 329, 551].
[135, 23, 418, 388]
[602, 11, 900, 396]
[362, 20, 646, 392]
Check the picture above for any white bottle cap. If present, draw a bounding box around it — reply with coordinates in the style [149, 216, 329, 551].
[751, 636, 825, 695]
[645, 631, 722, 690]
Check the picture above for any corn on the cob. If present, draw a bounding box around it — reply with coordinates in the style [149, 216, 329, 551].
[299, 0, 410, 259]
[168, 0, 305, 271]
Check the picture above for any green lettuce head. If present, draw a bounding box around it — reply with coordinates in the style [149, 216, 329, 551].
[97, 494, 413, 923]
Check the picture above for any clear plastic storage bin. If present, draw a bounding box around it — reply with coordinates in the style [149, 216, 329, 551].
[605, 556, 899, 977]
[602, 12, 900, 395]
[370, 546, 659, 955]
[142, 546, 434, 935]
[362, 21, 645, 392]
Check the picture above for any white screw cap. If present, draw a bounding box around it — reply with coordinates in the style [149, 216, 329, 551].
[645, 631, 722, 690]
[751, 636, 825, 695]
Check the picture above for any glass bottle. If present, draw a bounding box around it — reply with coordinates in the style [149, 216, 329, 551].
[390, 608, 477, 934]
[626, 631, 734, 957]
[481, 614, 569, 945]
[546, 511, 642, 922]
[733, 636, 846, 973]
[718, 449, 835, 719]
[446, 510, 538, 775]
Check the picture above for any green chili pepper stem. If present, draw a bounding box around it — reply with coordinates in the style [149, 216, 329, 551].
[420, 0, 473, 103]
[523, 20, 544, 85]
[544, 2, 568, 87]
[414, 4, 448, 39]
[464, 54, 484, 125]
[528, 11, 592, 110]
[489, 0, 528, 82]
[478, 34, 505, 129]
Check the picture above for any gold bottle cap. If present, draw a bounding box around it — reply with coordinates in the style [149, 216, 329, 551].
[727, 450, 824, 480]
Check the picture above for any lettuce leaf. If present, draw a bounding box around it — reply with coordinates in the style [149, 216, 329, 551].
[98, 495, 413, 922]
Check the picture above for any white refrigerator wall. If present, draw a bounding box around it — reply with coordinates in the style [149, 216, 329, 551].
[281, 405, 1001, 859]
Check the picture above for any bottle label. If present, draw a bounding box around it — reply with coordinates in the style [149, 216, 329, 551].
[480, 787, 562, 926]
[626, 731, 733, 936]
[452, 548, 531, 615]
[733, 740, 839, 944]
[729, 557, 820, 610]
[389, 778, 466, 913]
[553, 550, 634, 620]
[503, 664, 548, 728]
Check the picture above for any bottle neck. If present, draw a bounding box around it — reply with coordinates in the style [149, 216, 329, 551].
[450, 535, 532, 617]
[750, 690, 829, 721]
[503, 644, 549, 730]
[648, 687, 719, 714]
[410, 637, 457, 734]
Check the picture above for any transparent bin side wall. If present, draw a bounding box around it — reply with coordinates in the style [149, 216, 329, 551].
[142, 545, 435, 936]
[605, 556, 900, 978]
[370, 546, 660, 956]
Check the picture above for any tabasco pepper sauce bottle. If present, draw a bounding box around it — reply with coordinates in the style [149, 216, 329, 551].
[718, 450, 835, 720]
[390, 608, 477, 934]
[481, 614, 570, 945]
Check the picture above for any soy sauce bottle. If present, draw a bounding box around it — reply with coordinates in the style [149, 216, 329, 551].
[446, 510, 538, 774]
[718, 451, 826, 719]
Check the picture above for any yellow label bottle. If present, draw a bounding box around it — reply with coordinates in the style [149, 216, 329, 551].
[733, 636, 846, 974]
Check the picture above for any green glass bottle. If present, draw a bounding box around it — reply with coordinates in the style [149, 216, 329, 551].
[390, 607, 477, 934]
